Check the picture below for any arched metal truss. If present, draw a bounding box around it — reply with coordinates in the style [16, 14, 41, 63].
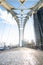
[0, 0, 43, 46]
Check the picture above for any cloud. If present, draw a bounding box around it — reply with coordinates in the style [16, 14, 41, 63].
[24, 15, 35, 43]
[0, 8, 17, 25]
[0, 8, 19, 46]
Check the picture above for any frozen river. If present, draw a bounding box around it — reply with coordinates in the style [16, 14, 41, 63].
[0, 47, 43, 65]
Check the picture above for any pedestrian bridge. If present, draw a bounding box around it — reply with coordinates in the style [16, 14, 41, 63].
[0, 0, 43, 49]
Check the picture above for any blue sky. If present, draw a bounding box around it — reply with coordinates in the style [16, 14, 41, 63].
[0, 0, 39, 46]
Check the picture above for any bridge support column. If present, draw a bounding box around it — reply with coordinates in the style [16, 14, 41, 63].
[33, 7, 43, 50]
[37, 7, 43, 50]
[18, 19, 24, 47]
[33, 13, 41, 48]
[19, 27, 24, 47]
